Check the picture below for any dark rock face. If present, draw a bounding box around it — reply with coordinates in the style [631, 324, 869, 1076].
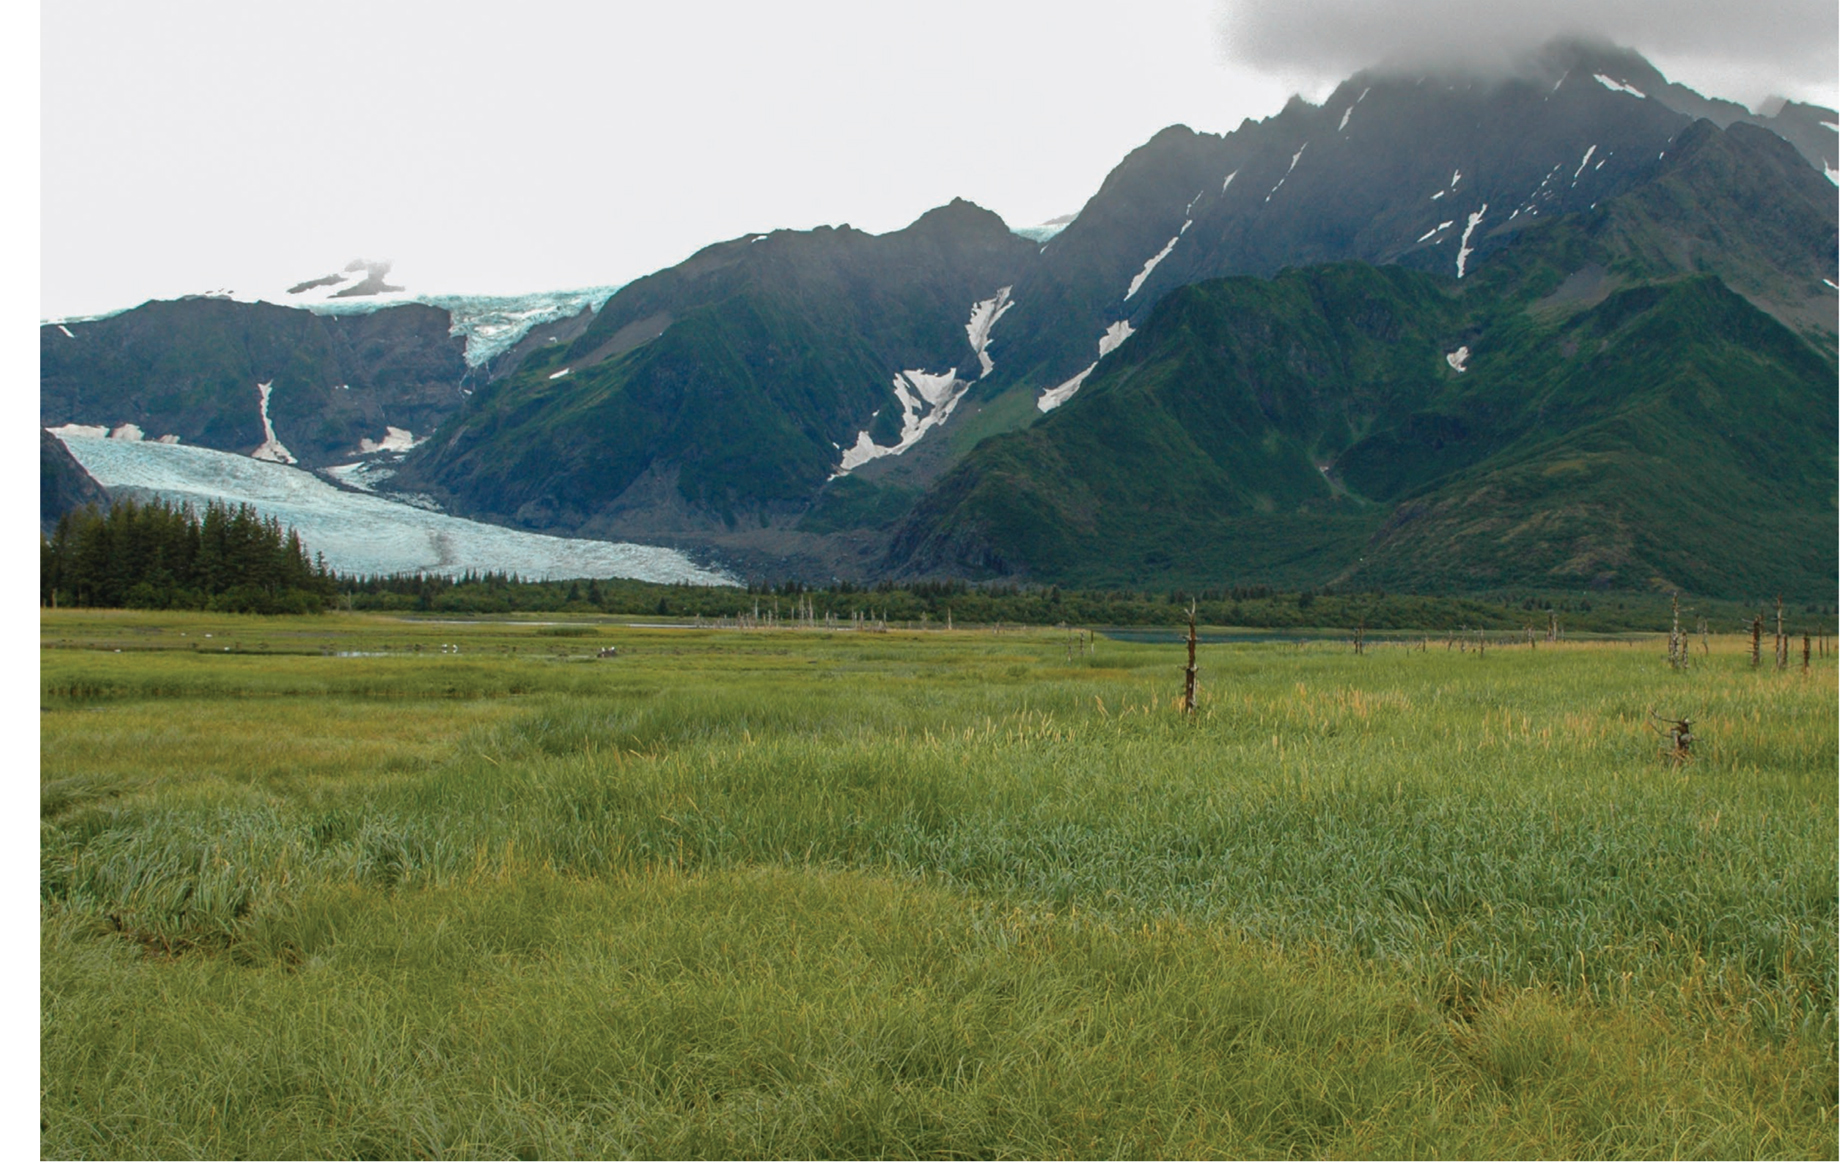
[40, 298, 472, 467]
[41, 429, 110, 534]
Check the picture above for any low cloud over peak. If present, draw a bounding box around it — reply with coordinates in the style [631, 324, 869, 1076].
[1214, 0, 1837, 109]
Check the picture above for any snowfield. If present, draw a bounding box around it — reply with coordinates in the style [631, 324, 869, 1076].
[56, 434, 737, 585]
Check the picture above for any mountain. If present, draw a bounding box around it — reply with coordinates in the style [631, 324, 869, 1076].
[385, 40, 1831, 574]
[41, 429, 110, 534]
[41, 298, 474, 468]
[888, 263, 1836, 598]
[388, 199, 1036, 575]
[888, 105, 1838, 599]
[974, 38, 1835, 412]
[41, 38, 1839, 598]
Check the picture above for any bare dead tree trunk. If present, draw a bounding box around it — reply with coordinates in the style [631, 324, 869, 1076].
[1776, 595, 1787, 671]
[1183, 601, 1198, 715]
[1751, 614, 1763, 668]
[1803, 634, 1811, 673]
[1649, 709, 1696, 766]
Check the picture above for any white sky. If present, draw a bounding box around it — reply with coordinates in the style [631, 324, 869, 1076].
[37, 0, 1840, 320]
[40, 1, 1293, 319]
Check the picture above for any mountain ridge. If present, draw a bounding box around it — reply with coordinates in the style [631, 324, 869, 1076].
[39, 38, 1840, 596]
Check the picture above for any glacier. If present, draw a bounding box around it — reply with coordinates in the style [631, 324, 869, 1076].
[55, 434, 737, 585]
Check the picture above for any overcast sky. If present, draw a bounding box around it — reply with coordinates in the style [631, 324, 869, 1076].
[39, 0, 1839, 320]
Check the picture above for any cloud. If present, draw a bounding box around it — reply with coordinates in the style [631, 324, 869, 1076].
[1213, 0, 1838, 107]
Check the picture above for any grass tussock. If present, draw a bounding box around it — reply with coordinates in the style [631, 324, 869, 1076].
[41, 612, 1839, 1157]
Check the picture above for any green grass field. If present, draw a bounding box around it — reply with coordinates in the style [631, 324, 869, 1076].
[41, 610, 1837, 1158]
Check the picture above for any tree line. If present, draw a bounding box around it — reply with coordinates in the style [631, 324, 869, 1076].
[41, 501, 1833, 634]
[41, 500, 337, 614]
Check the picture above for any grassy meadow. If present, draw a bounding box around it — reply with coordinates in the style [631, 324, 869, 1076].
[40, 609, 1838, 1158]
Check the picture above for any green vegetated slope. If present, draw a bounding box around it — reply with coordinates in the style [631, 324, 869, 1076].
[40, 612, 1838, 1158]
[892, 140, 1838, 599]
[398, 200, 1034, 533]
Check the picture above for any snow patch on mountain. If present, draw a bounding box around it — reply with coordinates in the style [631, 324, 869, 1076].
[1125, 236, 1180, 300]
[1446, 346, 1470, 372]
[56, 433, 736, 584]
[1222, 169, 1238, 192]
[1338, 105, 1354, 132]
[56, 325, 75, 339]
[1037, 364, 1095, 413]
[1418, 220, 1455, 242]
[1266, 143, 1308, 200]
[1455, 204, 1488, 279]
[965, 286, 1015, 378]
[1825, 161, 1839, 185]
[1573, 145, 1598, 181]
[1098, 320, 1135, 358]
[357, 426, 421, 454]
[833, 369, 970, 476]
[250, 382, 297, 465]
[1592, 74, 1646, 98]
[549, 367, 572, 380]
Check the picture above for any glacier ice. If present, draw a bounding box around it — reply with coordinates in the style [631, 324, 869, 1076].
[55, 434, 737, 585]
